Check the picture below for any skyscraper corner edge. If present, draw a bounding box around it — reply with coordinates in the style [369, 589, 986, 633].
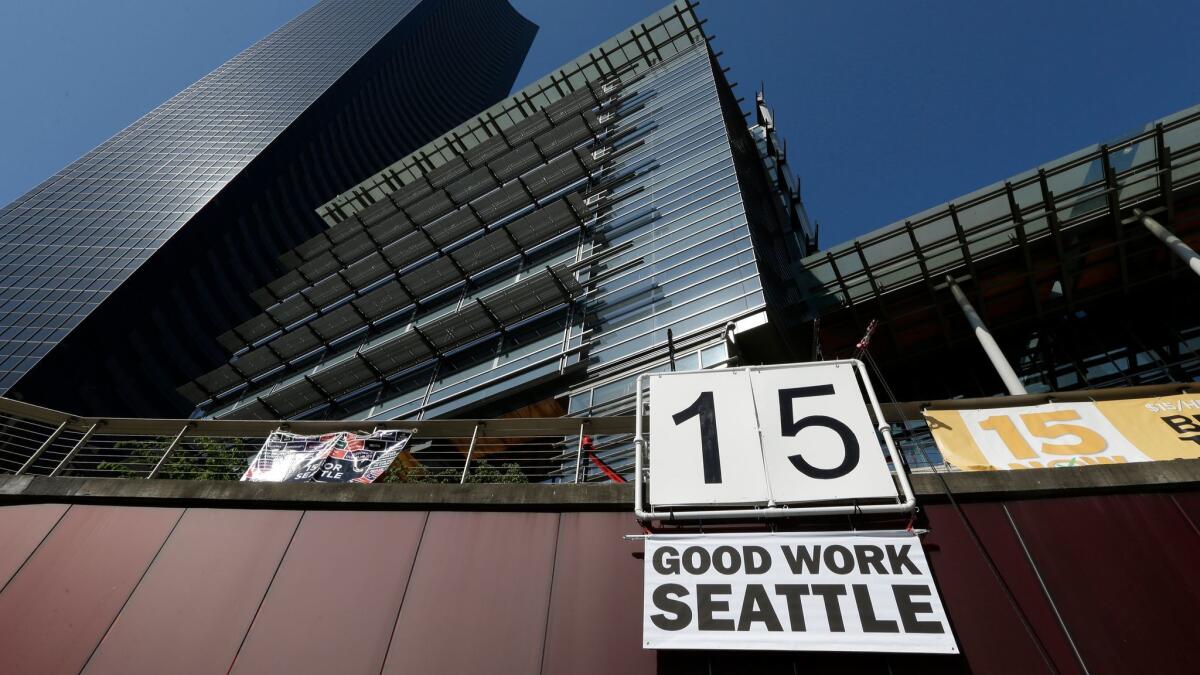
[1, 0, 540, 417]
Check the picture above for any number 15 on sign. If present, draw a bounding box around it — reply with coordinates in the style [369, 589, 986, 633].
[644, 363, 900, 509]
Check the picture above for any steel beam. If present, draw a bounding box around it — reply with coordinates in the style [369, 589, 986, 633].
[1134, 208, 1200, 278]
[946, 276, 1027, 395]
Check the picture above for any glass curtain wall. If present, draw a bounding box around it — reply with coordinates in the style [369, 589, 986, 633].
[568, 43, 763, 421]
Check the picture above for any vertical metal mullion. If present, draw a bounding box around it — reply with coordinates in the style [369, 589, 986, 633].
[416, 360, 442, 418]
[853, 241, 900, 355]
[904, 220, 952, 346]
[1005, 182, 1043, 317]
[948, 204, 983, 309]
[1037, 169, 1076, 313]
[1154, 124, 1175, 222]
[1101, 147, 1130, 295]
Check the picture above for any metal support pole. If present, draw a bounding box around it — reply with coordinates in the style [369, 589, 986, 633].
[16, 420, 68, 476]
[572, 421, 587, 483]
[49, 422, 100, 477]
[459, 423, 481, 484]
[946, 275, 1028, 395]
[147, 424, 193, 479]
[1134, 208, 1200, 278]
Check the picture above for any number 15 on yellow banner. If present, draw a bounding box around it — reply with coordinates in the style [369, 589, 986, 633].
[927, 402, 1152, 470]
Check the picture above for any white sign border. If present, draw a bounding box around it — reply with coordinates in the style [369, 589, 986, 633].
[634, 360, 916, 521]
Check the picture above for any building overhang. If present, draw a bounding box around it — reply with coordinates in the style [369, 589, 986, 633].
[798, 105, 1200, 360]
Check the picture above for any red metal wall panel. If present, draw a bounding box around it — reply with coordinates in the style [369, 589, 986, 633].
[705, 649, 805, 674]
[0, 487, 1196, 674]
[230, 510, 428, 675]
[0, 504, 182, 675]
[81, 507, 302, 675]
[382, 511, 560, 675]
[1167, 491, 1200, 530]
[1005, 493, 1200, 675]
[0, 502, 68, 590]
[945, 499, 1089, 672]
[541, 512, 654, 675]
[654, 650, 713, 675]
[923, 502, 1084, 675]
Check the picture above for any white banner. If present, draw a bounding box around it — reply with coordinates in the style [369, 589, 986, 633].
[242, 429, 413, 483]
[241, 431, 337, 483]
[643, 531, 957, 654]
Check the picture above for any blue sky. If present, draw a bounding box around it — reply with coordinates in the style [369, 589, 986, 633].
[0, 0, 1196, 246]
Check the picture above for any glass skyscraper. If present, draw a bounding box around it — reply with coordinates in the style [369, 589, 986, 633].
[0, 0, 536, 415]
[182, 1, 815, 480]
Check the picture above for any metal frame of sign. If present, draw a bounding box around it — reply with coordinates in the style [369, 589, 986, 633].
[634, 360, 916, 521]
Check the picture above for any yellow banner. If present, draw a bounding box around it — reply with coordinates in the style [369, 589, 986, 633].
[924, 394, 1200, 471]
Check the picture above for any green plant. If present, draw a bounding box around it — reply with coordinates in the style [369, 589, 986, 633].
[97, 437, 251, 480]
[379, 460, 528, 484]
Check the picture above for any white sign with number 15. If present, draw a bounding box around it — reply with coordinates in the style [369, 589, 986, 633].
[646, 362, 898, 509]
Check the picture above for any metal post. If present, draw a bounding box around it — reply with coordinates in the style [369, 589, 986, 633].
[459, 423, 481, 484]
[49, 422, 100, 477]
[1134, 208, 1200, 278]
[16, 420, 69, 476]
[572, 421, 587, 483]
[147, 424, 192, 479]
[946, 275, 1027, 395]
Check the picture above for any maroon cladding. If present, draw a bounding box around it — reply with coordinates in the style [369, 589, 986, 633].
[1167, 491, 1200, 530]
[82, 508, 302, 675]
[706, 649, 803, 674]
[0, 505, 183, 674]
[1004, 493, 1200, 675]
[231, 510, 428, 674]
[0, 502, 68, 589]
[919, 502, 1070, 675]
[965, 500, 1096, 674]
[541, 512, 654, 675]
[0, 484, 1198, 674]
[382, 511, 560, 675]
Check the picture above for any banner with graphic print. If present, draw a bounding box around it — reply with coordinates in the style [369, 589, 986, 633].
[924, 394, 1200, 471]
[311, 429, 413, 484]
[241, 429, 413, 483]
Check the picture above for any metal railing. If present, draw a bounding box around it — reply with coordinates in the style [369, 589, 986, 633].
[4, 382, 1193, 484]
[0, 397, 635, 485]
[0, 395, 936, 484]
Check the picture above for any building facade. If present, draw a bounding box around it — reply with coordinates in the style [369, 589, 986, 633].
[1, 3, 1200, 672]
[181, 1, 815, 482]
[0, 0, 536, 416]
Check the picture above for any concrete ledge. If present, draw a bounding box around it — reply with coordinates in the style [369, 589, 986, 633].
[0, 475, 633, 510]
[913, 457, 1200, 502]
[2, 458, 1199, 510]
